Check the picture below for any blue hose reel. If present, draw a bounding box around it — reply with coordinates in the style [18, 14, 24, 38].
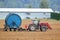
[5, 13, 22, 29]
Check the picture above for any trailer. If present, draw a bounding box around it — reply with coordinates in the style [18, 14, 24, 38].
[4, 13, 22, 31]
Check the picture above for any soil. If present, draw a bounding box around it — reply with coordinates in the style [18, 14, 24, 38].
[0, 19, 60, 40]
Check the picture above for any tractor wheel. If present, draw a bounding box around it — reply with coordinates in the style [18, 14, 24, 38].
[28, 24, 36, 31]
[40, 26, 47, 32]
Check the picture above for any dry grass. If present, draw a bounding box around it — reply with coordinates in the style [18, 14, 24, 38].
[0, 19, 60, 40]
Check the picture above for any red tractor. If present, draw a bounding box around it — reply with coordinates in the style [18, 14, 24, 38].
[25, 19, 52, 32]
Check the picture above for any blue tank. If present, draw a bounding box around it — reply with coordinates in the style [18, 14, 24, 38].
[5, 13, 22, 29]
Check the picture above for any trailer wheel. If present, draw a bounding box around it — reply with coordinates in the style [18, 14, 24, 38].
[14, 28, 17, 31]
[4, 26, 10, 31]
[4, 27, 7, 31]
[28, 24, 36, 31]
[10, 28, 12, 31]
[40, 26, 47, 32]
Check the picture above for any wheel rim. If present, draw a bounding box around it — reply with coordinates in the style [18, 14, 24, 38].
[41, 26, 47, 31]
[30, 26, 35, 31]
[42, 27, 46, 31]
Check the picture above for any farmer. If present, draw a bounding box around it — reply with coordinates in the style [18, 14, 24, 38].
[32, 17, 40, 25]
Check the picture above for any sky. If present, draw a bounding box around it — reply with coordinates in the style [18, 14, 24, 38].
[0, 0, 60, 11]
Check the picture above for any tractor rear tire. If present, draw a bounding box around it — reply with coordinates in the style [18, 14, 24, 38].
[28, 24, 36, 31]
[40, 26, 47, 32]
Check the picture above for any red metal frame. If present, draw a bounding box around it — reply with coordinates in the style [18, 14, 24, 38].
[40, 23, 52, 29]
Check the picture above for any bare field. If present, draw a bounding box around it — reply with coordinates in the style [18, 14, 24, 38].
[0, 19, 60, 40]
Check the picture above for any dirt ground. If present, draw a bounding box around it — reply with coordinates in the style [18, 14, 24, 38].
[0, 19, 60, 40]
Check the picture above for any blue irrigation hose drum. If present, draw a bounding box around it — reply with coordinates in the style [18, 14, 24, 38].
[5, 13, 22, 29]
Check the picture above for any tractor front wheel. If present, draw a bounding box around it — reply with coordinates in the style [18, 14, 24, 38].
[40, 26, 47, 32]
